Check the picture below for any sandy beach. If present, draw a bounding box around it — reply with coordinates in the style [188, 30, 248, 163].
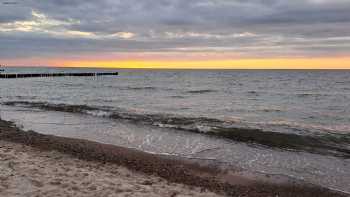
[0, 140, 221, 197]
[2, 0, 350, 195]
[0, 119, 347, 197]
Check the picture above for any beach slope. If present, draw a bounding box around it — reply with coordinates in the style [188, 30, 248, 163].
[0, 119, 347, 197]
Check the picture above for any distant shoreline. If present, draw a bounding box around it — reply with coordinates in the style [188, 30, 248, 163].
[0, 119, 347, 197]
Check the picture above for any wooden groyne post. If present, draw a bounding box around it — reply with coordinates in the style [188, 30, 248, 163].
[0, 72, 119, 79]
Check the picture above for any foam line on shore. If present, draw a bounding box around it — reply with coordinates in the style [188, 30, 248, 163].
[4, 101, 350, 158]
[0, 119, 347, 197]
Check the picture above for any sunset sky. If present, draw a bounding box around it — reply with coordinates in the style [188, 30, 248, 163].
[1, 0, 350, 69]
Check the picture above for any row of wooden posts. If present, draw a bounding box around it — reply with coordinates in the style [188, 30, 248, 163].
[0, 72, 119, 79]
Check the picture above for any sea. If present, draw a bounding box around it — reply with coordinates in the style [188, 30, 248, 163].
[0, 67, 349, 193]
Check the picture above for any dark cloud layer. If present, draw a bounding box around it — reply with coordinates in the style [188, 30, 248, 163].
[1, 0, 350, 59]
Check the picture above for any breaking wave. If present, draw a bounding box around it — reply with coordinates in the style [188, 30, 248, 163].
[3, 101, 350, 158]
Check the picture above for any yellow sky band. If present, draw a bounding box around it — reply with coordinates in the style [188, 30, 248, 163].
[60, 58, 350, 69]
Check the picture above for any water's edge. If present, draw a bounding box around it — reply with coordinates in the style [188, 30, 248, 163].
[0, 118, 347, 197]
[4, 101, 350, 158]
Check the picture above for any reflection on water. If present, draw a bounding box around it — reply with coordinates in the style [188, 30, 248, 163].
[1, 68, 350, 136]
[1, 68, 350, 193]
[1, 105, 350, 194]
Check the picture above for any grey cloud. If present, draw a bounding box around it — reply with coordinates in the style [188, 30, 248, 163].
[1, 0, 350, 59]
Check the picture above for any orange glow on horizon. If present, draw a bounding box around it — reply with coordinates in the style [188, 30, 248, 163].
[4, 57, 350, 69]
[60, 57, 350, 69]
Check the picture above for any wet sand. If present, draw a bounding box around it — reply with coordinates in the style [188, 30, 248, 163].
[0, 119, 347, 197]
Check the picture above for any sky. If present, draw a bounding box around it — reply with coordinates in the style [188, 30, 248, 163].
[1, 0, 350, 69]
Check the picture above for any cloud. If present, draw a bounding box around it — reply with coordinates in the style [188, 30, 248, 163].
[1, 0, 350, 61]
[0, 10, 77, 33]
[112, 32, 135, 39]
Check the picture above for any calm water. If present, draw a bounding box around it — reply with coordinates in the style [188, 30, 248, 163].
[0, 67, 349, 193]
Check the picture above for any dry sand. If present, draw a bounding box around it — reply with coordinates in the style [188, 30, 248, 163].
[0, 140, 221, 197]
